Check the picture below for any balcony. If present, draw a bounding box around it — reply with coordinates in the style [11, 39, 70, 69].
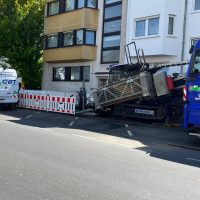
[44, 8, 99, 35]
[43, 46, 97, 62]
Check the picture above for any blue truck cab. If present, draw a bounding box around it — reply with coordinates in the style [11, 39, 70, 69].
[184, 39, 200, 136]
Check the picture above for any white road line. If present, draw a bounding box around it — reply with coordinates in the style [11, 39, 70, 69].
[69, 121, 75, 127]
[187, 158, 200, 162]
[75, 117, 79, 120]
[125, 124, 129, 128]
[32, 127, 53, 132]
[72, 134, 96, 141]
[127, 130, 133, 137]
[25, 115, 32, 119]
[41, 128, 53, 132]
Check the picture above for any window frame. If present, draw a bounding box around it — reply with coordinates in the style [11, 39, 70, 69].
[101, 0, 122, 64]
[46, 33, 58, 49]
[47, 0, 98, 16]
[87, 0, 98, 8]
[134, 16, 160, 38]
[148, 17, 159, 36]
[135, 20, 146, 37]
[47, 0, 60, 17]
[194, 0, 200, 11]
[52, 67, 66, 81]
[85, 30, 96, 45]
[168, 15, 175, 36]
[52, 66, 90, 82]
[65, 0, 76, 12]
[45, 29, 96, 49]
[63, 31, 74, 47]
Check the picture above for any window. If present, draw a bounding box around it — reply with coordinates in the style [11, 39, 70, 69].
[101, 0, 122, 63]
[53, 67, 65, 81]
[191, 38, 200, 46]
[78, 0, 85, 8]
[105, 4, 122, 19]
[87, 0, 97, 8]
[46, 0, 98, 16]
[47, 1, 59, 16]
[148, 18, 159, 35]
[53, 66, 90, 81]
[71, 67, 81, 81]
[104, 20, 121, 34]
[45, 29, 96, 48]
[102, 50, 120, 63]
[168, 16, 174, 35]
[86, 31, 95, 45]
[46, 34, 58, 48]
[192, 51, 200, 73]
[76, 30, 84, 44]
[105, 0, 121, 4]
[103, 35, 120, 48]
[135, 20, 146, 37]
[64, 31, 73, 46]
[195, 0, 200, 10]
[65, 0, 75, 11]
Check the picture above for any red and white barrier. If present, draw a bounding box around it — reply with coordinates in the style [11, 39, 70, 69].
[18, 90, 76, 115]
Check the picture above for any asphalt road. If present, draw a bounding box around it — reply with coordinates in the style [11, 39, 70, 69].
[0, 109, 200, 200]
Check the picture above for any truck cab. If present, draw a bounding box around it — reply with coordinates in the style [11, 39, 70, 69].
[184, 40, 200, 137]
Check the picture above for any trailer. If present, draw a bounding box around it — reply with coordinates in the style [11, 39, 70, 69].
[93, 42, 188, 121]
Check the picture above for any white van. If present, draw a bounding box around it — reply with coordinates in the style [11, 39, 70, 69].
[0, 68, 19, 107]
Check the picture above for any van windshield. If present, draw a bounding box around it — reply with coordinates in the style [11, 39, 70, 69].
[192, 51, 200, 74]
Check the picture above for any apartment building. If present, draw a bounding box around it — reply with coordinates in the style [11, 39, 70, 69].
[42, 0, 128, 93]
[126, 0, 200, 74]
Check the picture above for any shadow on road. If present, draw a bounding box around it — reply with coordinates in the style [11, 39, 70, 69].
[1, 108, 200, 168]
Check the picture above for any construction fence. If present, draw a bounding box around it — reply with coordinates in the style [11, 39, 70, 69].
[18, 90, 76, 115]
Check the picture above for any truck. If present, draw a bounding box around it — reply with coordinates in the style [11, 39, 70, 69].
[183, 39, 200, 137]
[0, 67, 19, 108]
[93, 42, 187, 122]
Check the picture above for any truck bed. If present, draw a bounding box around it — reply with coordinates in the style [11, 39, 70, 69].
[93, 72, 155, 110]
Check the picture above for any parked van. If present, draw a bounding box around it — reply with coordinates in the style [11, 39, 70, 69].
[0, 68, 19, 107]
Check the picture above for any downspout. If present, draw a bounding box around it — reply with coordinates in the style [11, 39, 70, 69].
[181, 0, 188, 73]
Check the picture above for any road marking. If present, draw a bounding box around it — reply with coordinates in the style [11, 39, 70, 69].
[124, 124, 129, 128]
[69, 121, 74, 127]
[127, 130, 133, 137]
[187, 158, 200, 162]
[32, 127, 53, 132]
[36, 112, 41, 114]
[41, 128, 53, 132]
[25, 115, 32, 119]
[72, 134, 97, 141]
[75, 117, 79, 120]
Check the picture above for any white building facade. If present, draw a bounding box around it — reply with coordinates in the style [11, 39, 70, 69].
[126, 0, 200, 73]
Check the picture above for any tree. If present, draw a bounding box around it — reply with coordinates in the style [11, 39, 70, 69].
[0, 0, 45, 89]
